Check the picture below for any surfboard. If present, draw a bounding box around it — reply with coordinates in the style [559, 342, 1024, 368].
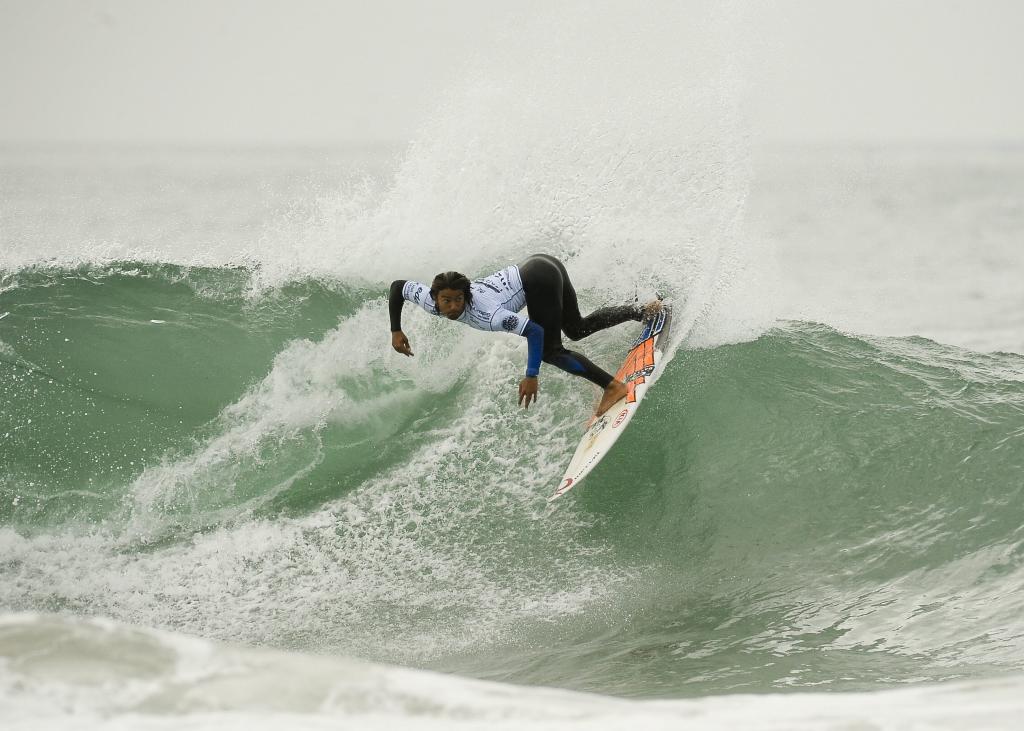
[549, 304, 672, 501]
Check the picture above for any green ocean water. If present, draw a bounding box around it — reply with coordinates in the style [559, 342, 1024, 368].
[3, 263, 1023, 699]
[1, 264, 366, 526]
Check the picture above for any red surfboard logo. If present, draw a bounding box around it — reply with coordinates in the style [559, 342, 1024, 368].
[611, 409, 629, 428]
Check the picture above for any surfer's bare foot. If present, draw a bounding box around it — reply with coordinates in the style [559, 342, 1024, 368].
[640, 299, 664, 320]
[596, 380, 628, 416]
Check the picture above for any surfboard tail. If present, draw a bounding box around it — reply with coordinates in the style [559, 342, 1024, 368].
[550, 303, 672, 501]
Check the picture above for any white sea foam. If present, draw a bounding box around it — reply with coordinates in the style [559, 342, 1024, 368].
[0, 292, 634, 660]
[1, 2, 770, 352]
[3, 613, 1023, 731]
[269, 1, 768, 350]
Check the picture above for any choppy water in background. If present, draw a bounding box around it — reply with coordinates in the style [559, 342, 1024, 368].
[752, 144, 1024, 354]
[3, 3, 1024, 729]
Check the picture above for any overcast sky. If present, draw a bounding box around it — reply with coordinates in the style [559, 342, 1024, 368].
[1, 0, 1022, 144]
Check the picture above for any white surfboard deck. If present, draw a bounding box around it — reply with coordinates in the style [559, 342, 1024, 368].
[549, 305, 672, 502]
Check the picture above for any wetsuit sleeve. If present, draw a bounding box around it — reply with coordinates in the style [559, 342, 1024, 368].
[389, 280, 407, 332]
[522, 320, 544, 377]
[390, 280, 437, 331]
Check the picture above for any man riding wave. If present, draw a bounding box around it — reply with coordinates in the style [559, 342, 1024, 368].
[389, 254, 662, 416]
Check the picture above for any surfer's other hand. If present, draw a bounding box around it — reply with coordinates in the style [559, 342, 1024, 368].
[519, 377, 539, 409]
[391, 331, 414, 357]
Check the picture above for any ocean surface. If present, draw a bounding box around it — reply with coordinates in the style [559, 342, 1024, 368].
[3, 6, 1024, 729]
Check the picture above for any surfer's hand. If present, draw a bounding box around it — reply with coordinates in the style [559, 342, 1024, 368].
[519, 377, 539, 409]
[391, 331, 413, 357]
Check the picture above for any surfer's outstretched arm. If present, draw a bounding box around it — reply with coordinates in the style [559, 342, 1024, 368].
[388, 280, 407, 330]
[389, 279, 414, 356]
[518, 320, 544, 409]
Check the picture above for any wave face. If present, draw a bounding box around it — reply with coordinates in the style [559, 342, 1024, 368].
[2, 265, 1023, 700]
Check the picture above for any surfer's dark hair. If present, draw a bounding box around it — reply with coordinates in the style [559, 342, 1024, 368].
[430, 271, 472, 312]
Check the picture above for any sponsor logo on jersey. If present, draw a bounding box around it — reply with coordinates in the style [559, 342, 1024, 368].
[502, 315, 519, 332]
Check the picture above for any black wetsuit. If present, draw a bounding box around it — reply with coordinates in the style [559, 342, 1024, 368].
[518, 254, 642, 388]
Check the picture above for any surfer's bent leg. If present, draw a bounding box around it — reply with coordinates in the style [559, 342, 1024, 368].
[519, 254, 615, 388]
[560, 275, 642, 340]
[529, 255, 642, 341]
[565, 304, 642, 340]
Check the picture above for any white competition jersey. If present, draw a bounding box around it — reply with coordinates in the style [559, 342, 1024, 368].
[402, 265, 529, 335]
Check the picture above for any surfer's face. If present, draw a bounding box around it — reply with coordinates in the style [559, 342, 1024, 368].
[436, 288, 466, 319]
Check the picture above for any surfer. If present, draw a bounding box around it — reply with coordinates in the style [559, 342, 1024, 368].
[389, 254, 661, 416]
